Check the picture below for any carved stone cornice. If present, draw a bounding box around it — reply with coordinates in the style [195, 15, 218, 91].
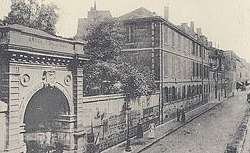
[8, 51, 73, 66]
[0, 43, 88, 66]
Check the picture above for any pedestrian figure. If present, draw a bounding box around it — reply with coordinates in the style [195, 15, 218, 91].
[54, 142, 63, 153]
[176, 107, 180, 121]
[148, 123, 155, 139]
[181, 106, 186, 123]
[136, 120, 143, 139]
[136, 120, 144, 145]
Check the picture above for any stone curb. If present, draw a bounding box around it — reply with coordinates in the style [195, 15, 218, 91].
[225, 108, 250, 153]
[135, 102, 222, 153]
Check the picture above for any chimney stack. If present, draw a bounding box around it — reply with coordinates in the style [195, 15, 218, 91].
[196, 28, 202, 36]
[208, 41, 212, 47]
[94, 1, 96, 10]
[190, 21, 194, 32]
[164, 6, 169, 20]
[181, 23, 188, 32]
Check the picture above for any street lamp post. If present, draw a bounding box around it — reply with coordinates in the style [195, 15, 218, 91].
[125, 99, 132, 152]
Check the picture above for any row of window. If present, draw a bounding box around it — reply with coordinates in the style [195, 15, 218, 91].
[125, 23, 210, 63]
[163, 84, 210, 103]
[164, 26, 209, 60]
[165, 26, 192, 52]
[192, 42, 208, 59]
[125, 22, 159, 47]
[163, 54, 191, 79]
[192, 62, 209, 79]
[163, 54, 209, 80]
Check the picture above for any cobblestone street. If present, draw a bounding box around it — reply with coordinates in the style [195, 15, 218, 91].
[142, 91, 249, 153]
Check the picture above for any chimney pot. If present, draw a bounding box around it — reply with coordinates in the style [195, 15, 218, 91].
[164, 6, 169, 20]
[197, 28, 202, 36]
[190, 21, 194, 32]
[181, 23, 188, 31]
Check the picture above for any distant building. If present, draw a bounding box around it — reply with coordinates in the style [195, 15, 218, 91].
[209, 48, 227, 100]
[75, 2, 112, 40]
[224, 50, 240, 95]
[237, 58, 250, 84]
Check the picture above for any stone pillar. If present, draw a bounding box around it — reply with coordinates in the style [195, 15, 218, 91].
[72, 59, 84, 152]
[19, 124, 26, 153]
[66, 115, 76, 151]
[68, 121, 75, 151]
[6, 64, 26, 153]
[72, 66, 84, 127]
[0, 102, 7, 152]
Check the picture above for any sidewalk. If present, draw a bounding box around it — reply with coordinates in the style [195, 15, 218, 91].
[236, 88, 250, 153]
[241, 88, 250, 153]
[242, 115, 250, 153]
[235, 111, 250, 153]
[102, 100, 223, 153]
[240, 107, 250, 153]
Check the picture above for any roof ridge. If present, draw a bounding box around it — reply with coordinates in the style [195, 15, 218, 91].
[119, 7, 155, 20]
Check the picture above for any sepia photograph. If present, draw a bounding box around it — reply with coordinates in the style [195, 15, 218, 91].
[0, 0, 250, 152]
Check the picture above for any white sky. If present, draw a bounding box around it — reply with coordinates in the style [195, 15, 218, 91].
[1, 0, 250, 62]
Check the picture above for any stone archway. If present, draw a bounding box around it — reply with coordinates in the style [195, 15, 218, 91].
[23, 86, 74, 153]
[20, 83, 74, 123]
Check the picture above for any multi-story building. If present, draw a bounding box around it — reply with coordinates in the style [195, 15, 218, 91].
[119, 7, 213, 122]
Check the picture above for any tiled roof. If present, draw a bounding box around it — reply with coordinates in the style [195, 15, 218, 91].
[119, 7, 155, 20]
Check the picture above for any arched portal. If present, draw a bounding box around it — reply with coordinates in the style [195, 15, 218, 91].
[24, 86, 72, 153]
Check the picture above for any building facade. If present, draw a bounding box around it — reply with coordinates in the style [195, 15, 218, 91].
[120, 7, 217, 123]
[224, 50, 239, 96]
[236, 58, 250, 85]
[224, 50, 250, 91]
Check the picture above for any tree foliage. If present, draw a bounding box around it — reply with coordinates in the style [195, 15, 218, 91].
[4, 0, 58, 34]
[83, 61, 122, 96]
[83, 19, 156, 98]
[117, 59, 156, 100]
[84, 19, 125, 62]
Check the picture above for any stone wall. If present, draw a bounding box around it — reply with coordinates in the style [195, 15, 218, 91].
[162, 94, 209, 123]
[78, 93, 160, 152]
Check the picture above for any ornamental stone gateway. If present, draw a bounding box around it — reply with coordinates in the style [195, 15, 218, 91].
[0, 24, 88, 153]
